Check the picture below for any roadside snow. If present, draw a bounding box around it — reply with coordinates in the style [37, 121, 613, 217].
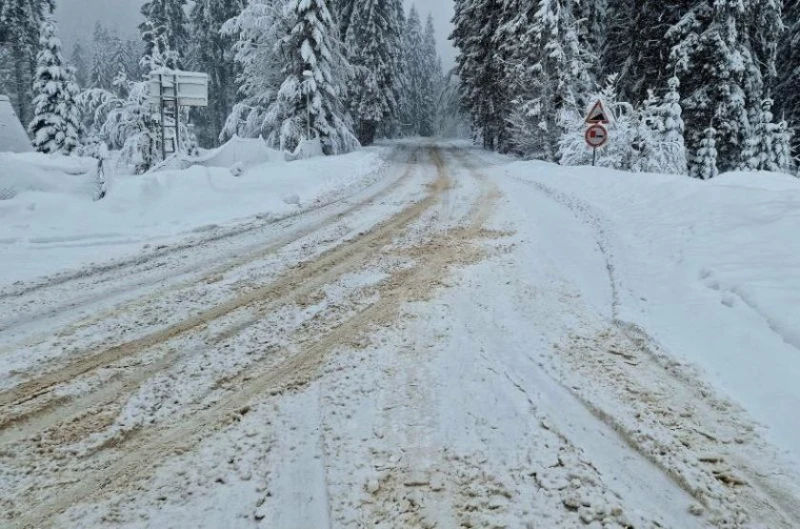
[0, 146, 388, 285]
[491, 158, 800, 470]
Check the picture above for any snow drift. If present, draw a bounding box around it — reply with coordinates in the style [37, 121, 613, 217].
[0, 95, 32, 154]
[0, 146, 388, 284]
[0, 151, 96, 200]
[497, 157, 800, 459]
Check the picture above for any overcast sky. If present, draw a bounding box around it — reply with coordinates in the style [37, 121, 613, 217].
[55, 0, 457, 68]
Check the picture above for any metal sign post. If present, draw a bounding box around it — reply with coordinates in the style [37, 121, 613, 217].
[584, 100, 611, 166]
[585, 124, 609, 165]
[148, 70, 209, 159]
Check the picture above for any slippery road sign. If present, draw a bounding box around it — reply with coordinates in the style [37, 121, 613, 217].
[585, 100, 610, 124]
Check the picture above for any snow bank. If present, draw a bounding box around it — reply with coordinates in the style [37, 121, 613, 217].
[146, 137, 285, 174]
[286, 138, 324, 161]
[497, 158, 800, 457]
[0, 95, 31, 154]
[0, 147, 387, 284]
[0, 151, 96, 200]
[197, 136, 285, 169]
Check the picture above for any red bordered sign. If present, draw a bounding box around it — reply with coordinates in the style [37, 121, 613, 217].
[585, 100, 610, 124]
[585, 124, 609, 148]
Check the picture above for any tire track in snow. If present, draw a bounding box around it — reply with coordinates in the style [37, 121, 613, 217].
[505, 171, 800, 527]
[0, 147, 406, 303]
[6, 146, 505, 528]
[0, 149, 425, 432]
[0, 147, 416, 347]
[508, 175, 622, 321]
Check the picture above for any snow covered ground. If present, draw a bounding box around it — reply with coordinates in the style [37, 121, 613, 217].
[0, 141, 390, 284]
[490, 158, 800, 465]
[1, 141, 799, 529]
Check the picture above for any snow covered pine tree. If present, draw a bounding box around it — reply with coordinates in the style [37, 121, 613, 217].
[0, 0, 55, 124]
[264, 0, 358, 154]
[28, 18, 81, 154]
[344, 0, 404, 145]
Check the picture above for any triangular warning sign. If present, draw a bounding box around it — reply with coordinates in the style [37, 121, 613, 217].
[585, 100, 610, 124]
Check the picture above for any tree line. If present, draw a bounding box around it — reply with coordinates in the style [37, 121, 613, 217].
[452, 0, 798, 178]
[0, 0, 456, 171]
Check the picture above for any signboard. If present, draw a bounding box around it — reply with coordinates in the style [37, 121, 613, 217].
[585, 124, 609, 149]
[585, 100, 610, 124]
[147, 70, 209, 159]
[148, 70, 209, 107]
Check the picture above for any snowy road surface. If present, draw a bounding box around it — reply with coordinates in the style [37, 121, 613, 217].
[2, 142, 800, 528]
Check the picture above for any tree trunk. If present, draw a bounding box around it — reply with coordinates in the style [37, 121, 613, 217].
[13, 43, 29, 125]
[359, 120, 377, 146]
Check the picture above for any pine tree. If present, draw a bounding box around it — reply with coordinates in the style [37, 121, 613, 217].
[669, 0, 782, 175]
[451, 0, 509, 149]
[139, 20, 179, 71]
[70, 41, 89, 88]
[139, 0, 189, 69]
[777, 0, 800, 155]
[331, 0, 357, 39]
[659, 76, 688, 174]
[189, 0, 246, 147]
[577, 0, 607, 78]
[491, 0, 596, 157]
[420, 13, 443, 137]
[0, 0, 56, 124]
[693, 127, 719, 179]
[401, 6, 427, 137]
[89, 23, 113, 90]
[748, 98, 795, 173]
[220, 0, 287, 140]
[633, 89, 666, 173]
[344, 0, 404, 145]
[603, 0, 686, 104]
[774, 121, 795, 175]
[29, 18, 82, 154]
[493, 0, 542, 156]
[264, 0, 358, 154]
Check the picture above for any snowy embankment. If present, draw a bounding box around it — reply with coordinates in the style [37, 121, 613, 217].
[0, 143, 388, 285]
[492, 157, 800, 465]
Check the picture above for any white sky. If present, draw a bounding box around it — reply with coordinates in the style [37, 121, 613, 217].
[55, 0, 457, 68]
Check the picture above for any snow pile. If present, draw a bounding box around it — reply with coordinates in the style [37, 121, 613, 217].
[500, 159, 800, 455]
[0, 152, 96, 200]
[286, 138, 324, 161]
[198, 136, 285, 168]
[0, 95, 32, 154]
[0, 147, 387, 284]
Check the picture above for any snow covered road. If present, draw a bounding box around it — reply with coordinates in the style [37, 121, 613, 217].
[1, 142, 799, 529]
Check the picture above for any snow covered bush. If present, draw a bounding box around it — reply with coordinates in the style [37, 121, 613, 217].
[28, 18, 82, 155]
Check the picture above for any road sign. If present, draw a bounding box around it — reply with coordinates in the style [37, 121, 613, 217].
[585, 100, 610, 124]
[585, 124, 609, 148]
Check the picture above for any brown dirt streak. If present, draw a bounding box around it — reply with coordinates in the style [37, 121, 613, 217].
[0, 148, 409, 303]
[0, 152, 427, 417]
[9, 146, 501, 529]
[0, 148, 421, 355]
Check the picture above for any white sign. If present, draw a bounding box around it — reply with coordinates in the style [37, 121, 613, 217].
[148, 70, 209, 107]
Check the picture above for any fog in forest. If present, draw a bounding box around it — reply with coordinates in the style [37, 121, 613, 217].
[55, 0, 457, 68]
